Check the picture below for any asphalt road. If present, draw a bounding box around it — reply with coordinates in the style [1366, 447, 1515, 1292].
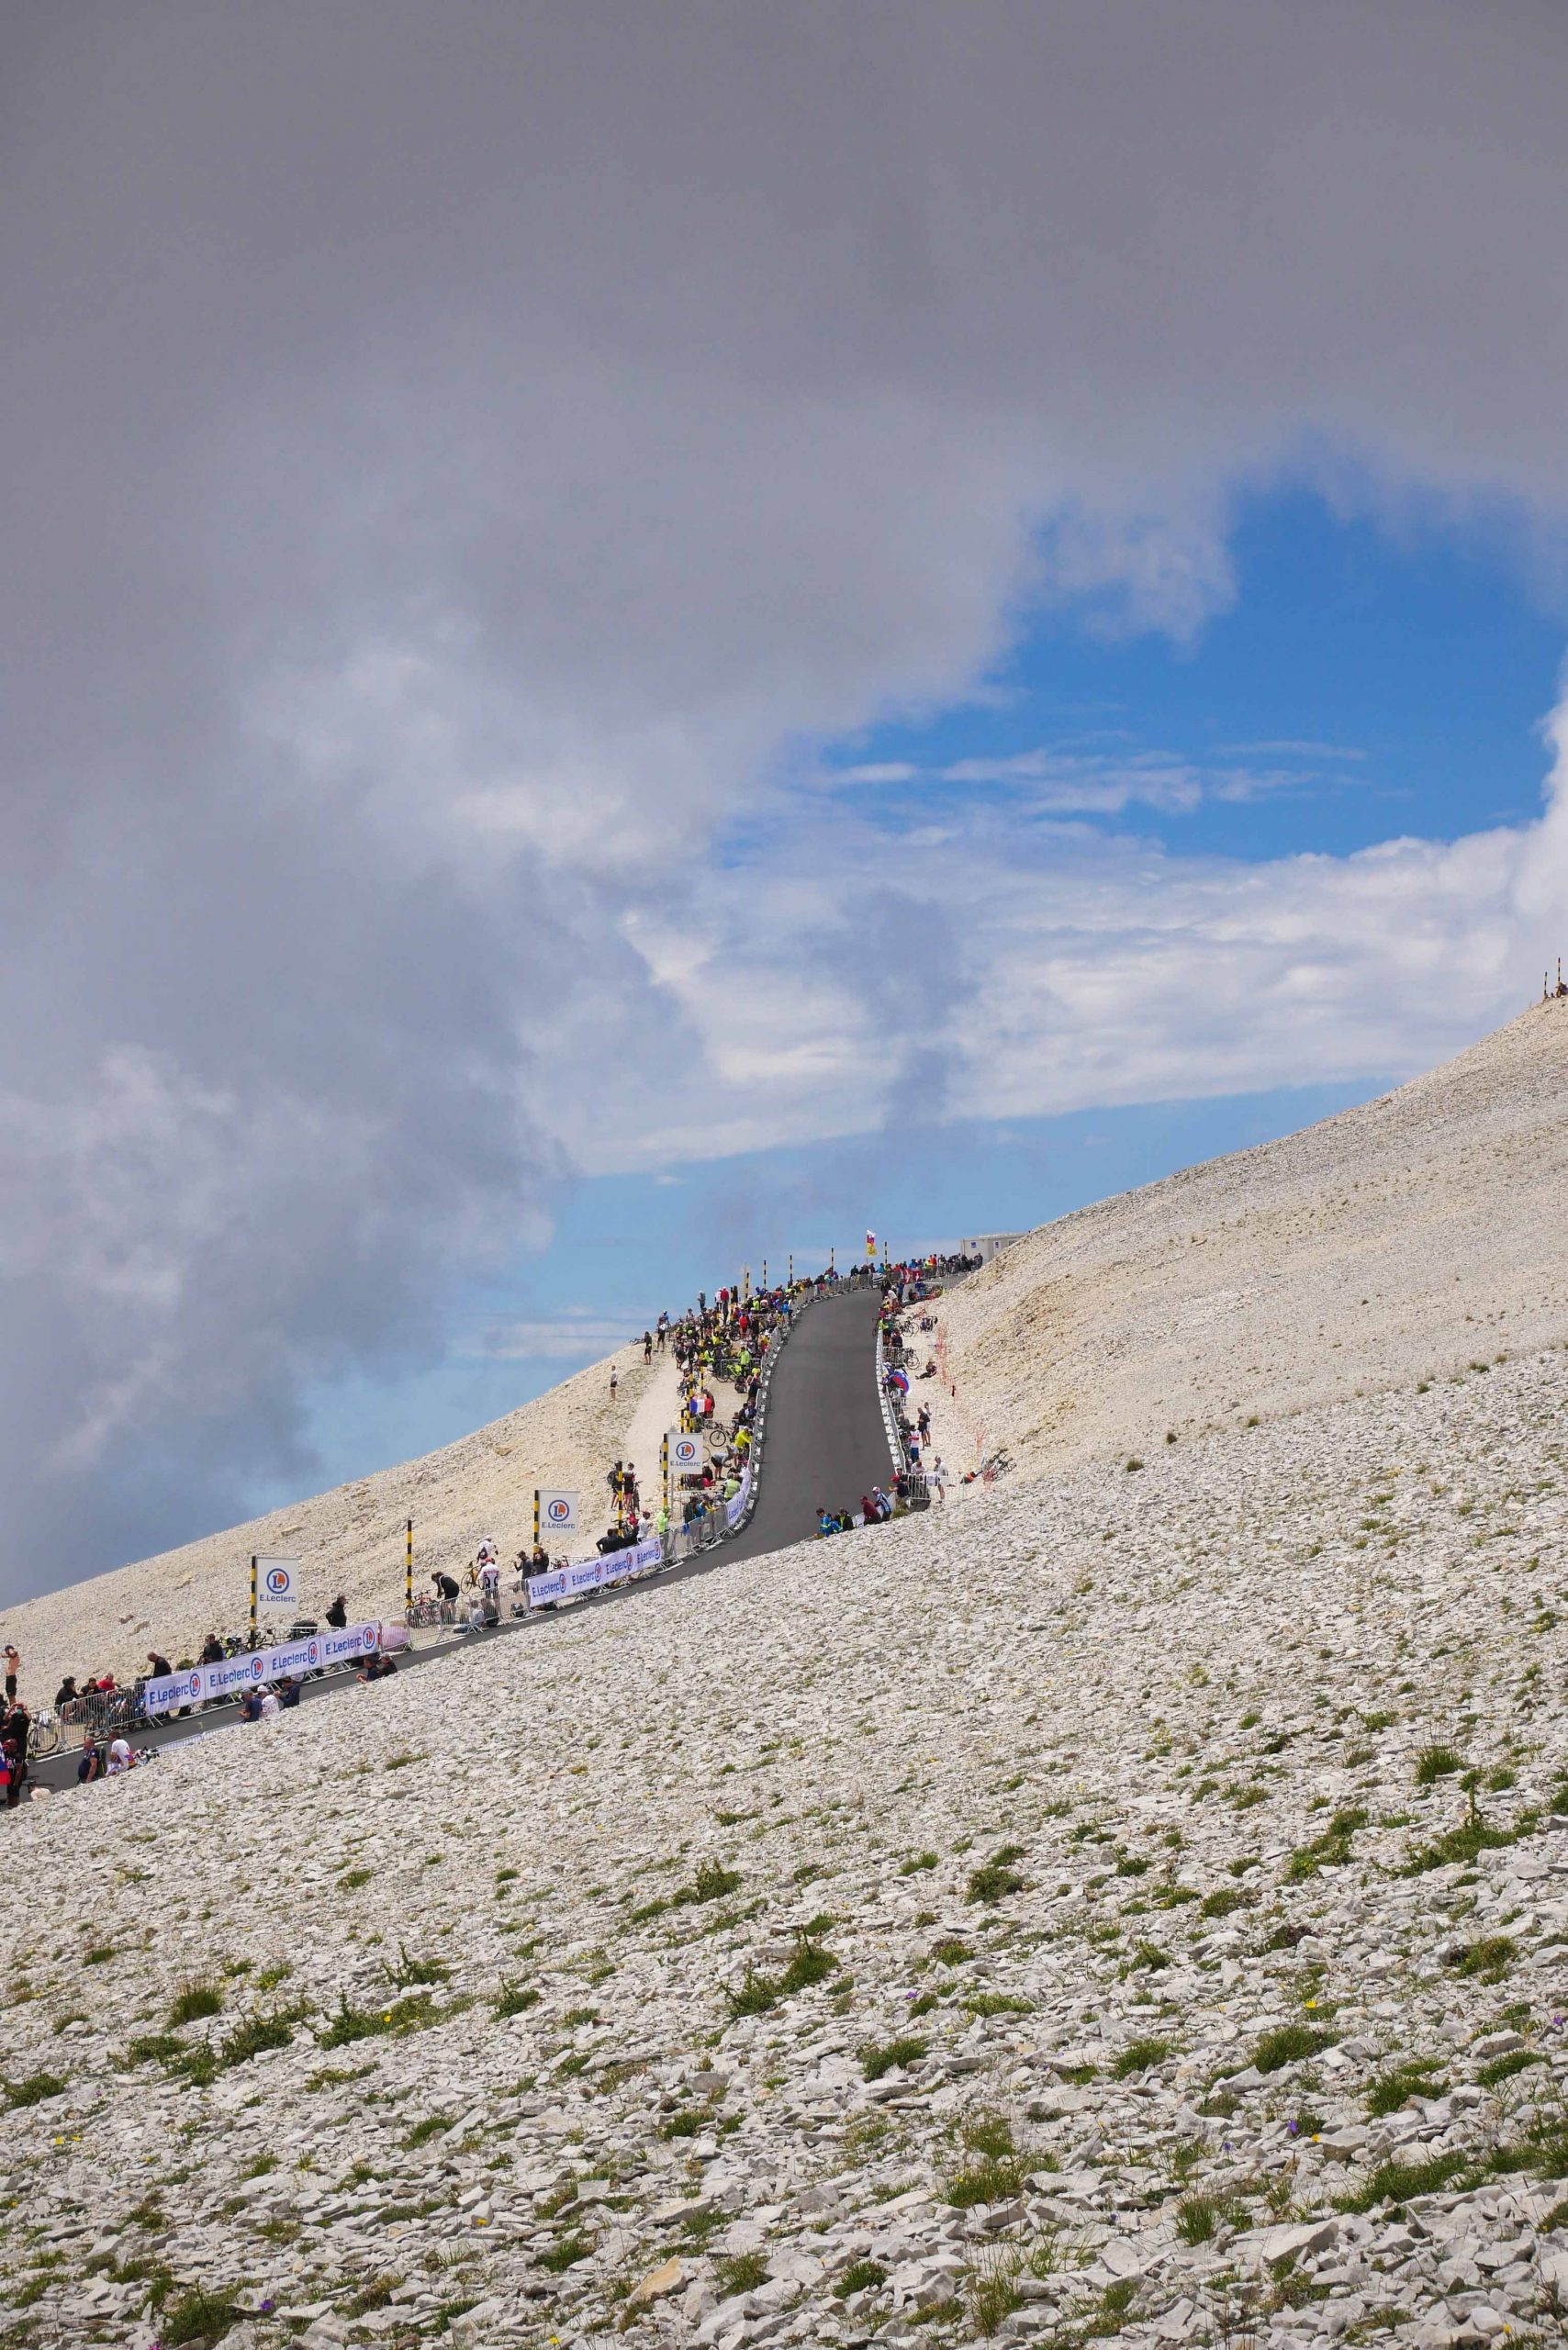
[723, 1284, 891, 1560]
[27, 1284, 895, 1791]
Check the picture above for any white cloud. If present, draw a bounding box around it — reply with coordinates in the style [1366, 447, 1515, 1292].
[6, 0, 1568, 1577]
[474, 1320, 639, 1360]
[587, 699, 1568, 1168]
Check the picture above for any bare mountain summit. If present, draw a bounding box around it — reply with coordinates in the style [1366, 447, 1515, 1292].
[929, 998, 1568, 1481]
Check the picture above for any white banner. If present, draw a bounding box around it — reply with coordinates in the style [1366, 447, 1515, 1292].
[140, 1622, 381, 1716]
[526, 1534, 664, 1608]
[536, 1488, 578, 1538]
[253, 1555, 300, 1613]
[668, 1430, 703, 1477]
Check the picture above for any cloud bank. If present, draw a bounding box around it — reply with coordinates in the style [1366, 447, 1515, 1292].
[4, 0, 1568, 1585]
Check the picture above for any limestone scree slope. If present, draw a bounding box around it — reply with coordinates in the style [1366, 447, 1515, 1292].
[924, 997, 1568, 1486]
[4, 1009, 1568, 2347]
[6, 1347, 1568, 2347]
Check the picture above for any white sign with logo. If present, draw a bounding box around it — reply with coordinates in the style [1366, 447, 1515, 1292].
[253, 1555, 299, 1613]
[668, 1430, 703, 1476]
[536, 1488, 578, 1537]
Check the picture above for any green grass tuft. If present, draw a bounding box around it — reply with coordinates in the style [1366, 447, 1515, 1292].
[167, 1981, 223, 2027]
[1253, 2023, 1330, 2074]
[6, 2072, 66, 2107]
[834, 2257, 887, 2300]
[965, 1844, 1026, 1905]
[1336, 2150, 1472, 2212]
[1111, 2037, 1172, 2079]
[861, 2035, 926, 2081]
[1443, 1935, 1517, 1983]
[493, 1977, 539, 2018]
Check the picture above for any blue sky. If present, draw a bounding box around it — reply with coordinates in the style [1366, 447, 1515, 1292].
[297, 479, 1564, 1493]
[817, 487, 1562, 858]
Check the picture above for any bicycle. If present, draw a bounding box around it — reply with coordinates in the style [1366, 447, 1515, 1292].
[28, 1710, 61, 1759]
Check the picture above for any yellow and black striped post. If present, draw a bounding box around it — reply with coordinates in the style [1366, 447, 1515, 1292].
[406, 1518, 413, 1616]
[249, 1555, 258, 1649]
[661, 1432, 669, 1521]
[788, 1251, 793, 1289]
[761, 1258, 767, 1292]
[532, 1489, 541, 1550]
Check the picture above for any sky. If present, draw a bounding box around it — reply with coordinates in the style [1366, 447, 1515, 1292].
[5, 1, 1568, 1592]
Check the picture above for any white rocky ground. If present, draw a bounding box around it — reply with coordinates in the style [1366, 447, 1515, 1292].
[7, 1333, 1568, 2350]
[0, 1342, 669, 1701]
[923, 998, 1568, 1492]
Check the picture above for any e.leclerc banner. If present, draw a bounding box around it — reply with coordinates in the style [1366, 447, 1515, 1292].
[140, 1621, 380, 1716]
[524, 1465, 752, 1608]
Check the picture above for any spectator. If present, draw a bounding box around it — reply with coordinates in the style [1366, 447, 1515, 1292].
[238, 1687, 265, 1723]
[929, 1455, 948, 1503]
[278, 1677, 303, 1709]
[199, 1633, 225, 1664]
[77, 1740, 105, 1785]
[53, 1674, 80, 1712]
[3, 1645, 17, 1703]
[325, 1594, 348, 1630]
[358, 1652, 398, 1683]
[431, 1570, 460, 1623]
[258, 1685, 281, 1722]
[107, 1737, 134, 1774]
[3, 1707, 28, 1808]
[146, 1650, 173, 1680]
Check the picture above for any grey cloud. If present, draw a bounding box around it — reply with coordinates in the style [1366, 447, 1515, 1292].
[4, 0, 1568, 1586]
